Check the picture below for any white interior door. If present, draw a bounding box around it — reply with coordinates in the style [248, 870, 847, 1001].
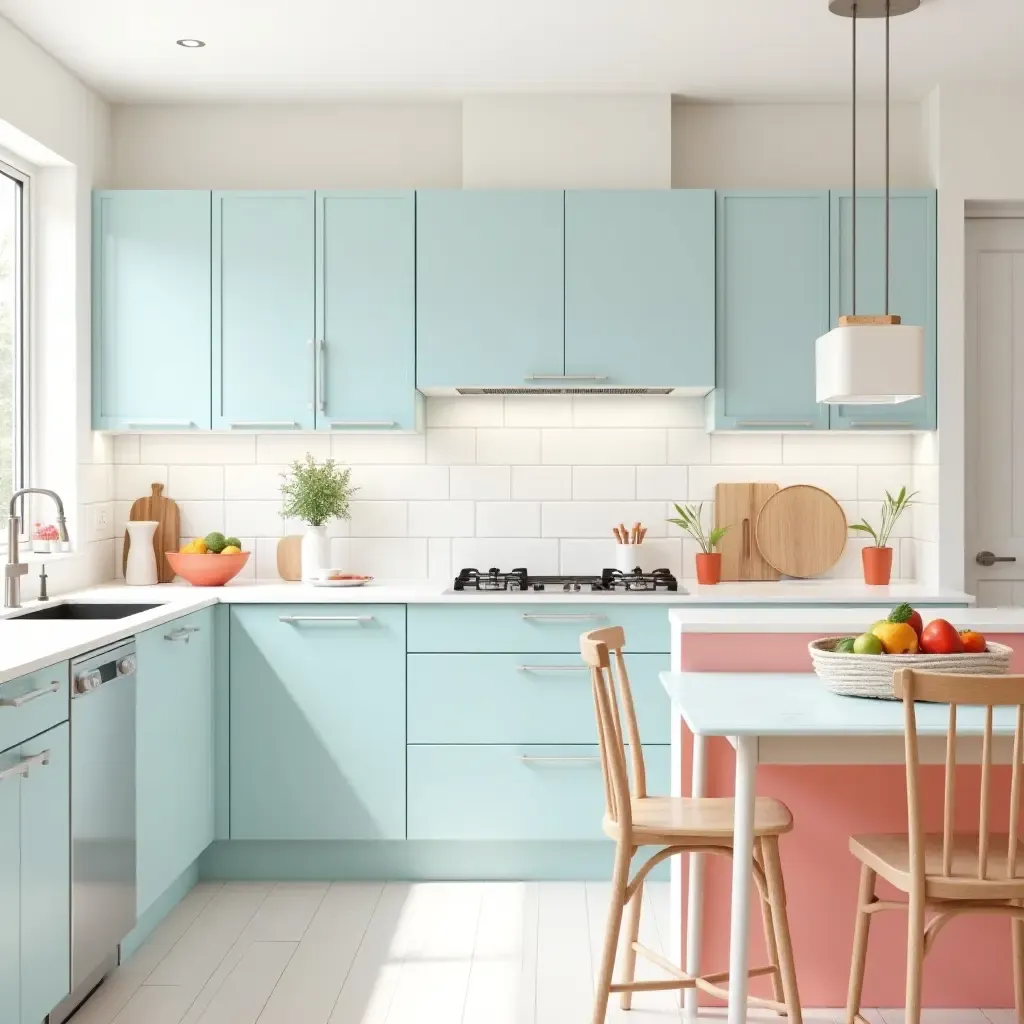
[966, 217, 1024, 605]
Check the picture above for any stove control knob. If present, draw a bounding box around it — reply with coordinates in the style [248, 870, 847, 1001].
[75, 670, 101, 695]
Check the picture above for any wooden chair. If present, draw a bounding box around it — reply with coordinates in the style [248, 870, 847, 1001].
[580, 626, 802, 1024]
[846, 669, 1024, 1024]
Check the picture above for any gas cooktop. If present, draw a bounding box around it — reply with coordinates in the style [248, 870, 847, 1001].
[452, 567, 679, 593]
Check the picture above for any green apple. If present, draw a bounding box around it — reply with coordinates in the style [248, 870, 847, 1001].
[853, 632, 883, 655]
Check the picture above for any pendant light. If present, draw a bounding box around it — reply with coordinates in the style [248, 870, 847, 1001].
[815, 0, 925, 405]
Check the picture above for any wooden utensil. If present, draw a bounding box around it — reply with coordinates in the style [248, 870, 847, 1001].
[755, 484, 847, 579]
[122, 482, 179, 584]
[276, 535, 303, 582]
[714, 483, 780, 581]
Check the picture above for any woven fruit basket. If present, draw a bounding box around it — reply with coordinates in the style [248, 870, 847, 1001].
[809, 637, 1013, 700]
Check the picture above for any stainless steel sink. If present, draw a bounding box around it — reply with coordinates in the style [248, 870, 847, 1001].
[9, 602, 164, 621]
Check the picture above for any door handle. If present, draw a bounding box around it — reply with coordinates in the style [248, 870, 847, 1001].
[164, 626, 200, 642]
[524, 375, 607, 382]
[521, 613, 607, 622]
[329, 421, 396, 429]
[517, 755, 601, 764]
[318, 340, 326, 414]
[516, 664, 589, 673]
[125, 420, 196, 429]
[976, 551, 1017, 567]
[20, 749, 51, 773]
[228, 421, 298, 430]
[278, 615, 374, 624]
[0, 761, 29, 783]
[0, 681, 60, 707]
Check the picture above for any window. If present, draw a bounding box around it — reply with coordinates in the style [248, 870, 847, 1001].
[0, 160, 26, 523]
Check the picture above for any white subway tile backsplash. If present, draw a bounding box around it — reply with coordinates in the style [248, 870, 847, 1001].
[571, 466, 635, 500]
[78, 463, 114, 505]
[225, 501, 284, 538]
[476, 429, 542, 465]
[112, 435, 140, 464]
[477, 502, 541, 538]
[254, 537, 283, 581]
[332, 432, 426, 464]
[856, 465, 916, 502]
[408, 501, 474, 538]
[636, 466, 688, 502]
[140, 433, 256, 465]
[511, 466, 571, 501]
[856, 500, 913, 538]
[170, 466, 225, 501]
[711, 433, 782, 465]
[426, 428, 476, 465]
[347, 538, 429, 578]
[256, 433, 330, 463]
[452, 539, 559, 575]
[426, 397, 503, 427]
[178, 500, 226, 539]
[225, 464, 286, 501]
[542, 428, 666, 465]
[913, 463, 939, 504]
[667, 429, 711, 465]
[688, 464, 858, 501]
[114, 465, 168, 501]
[571, 395, 704, 428]
[349, 465, 449, 500]
[428, 538, 452, 582]
[349, 501, 408, 538]
[783, 432, 913, 466]
[450, 466, 511, 500]
[914, 502, 939, 543]
[541, 502, 668, 539]
[504, 396, 573, 427]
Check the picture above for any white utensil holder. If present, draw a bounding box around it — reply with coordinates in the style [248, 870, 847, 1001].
[614, 544, 649, 575]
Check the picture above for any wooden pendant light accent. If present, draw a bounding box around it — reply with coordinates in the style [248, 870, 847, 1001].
[839, 314, 902, 326]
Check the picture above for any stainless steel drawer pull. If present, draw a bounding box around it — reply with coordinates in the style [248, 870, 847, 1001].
[279, 615, 374, 624]
[0, 681, 60, 708]
[164, 626, 200, 642]
[517, 755, 601, 764]
[329, 421, 396, 429]
[735, 420, 814, 429]
[516, 665, 589, 673]
[228, 421, 298, 429]
[521, 613, 607, 622]
[847, 421, 916, 429]
[524, 374, 608, 382]
[0, 761, 29, 783]
[318, 340, 326, 413]
[20, 749, 51, 773]
[126, 420, 195, 429]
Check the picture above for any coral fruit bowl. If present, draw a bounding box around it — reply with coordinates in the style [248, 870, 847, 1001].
[166, 552, 249, 587]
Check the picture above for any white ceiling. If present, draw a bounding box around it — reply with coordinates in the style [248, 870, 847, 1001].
[0, 0, 1020, 104]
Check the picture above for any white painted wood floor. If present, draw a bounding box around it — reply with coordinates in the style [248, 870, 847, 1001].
[70, 881, 1011, 1024]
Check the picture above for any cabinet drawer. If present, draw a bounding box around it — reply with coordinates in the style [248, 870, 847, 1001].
[408, 654, 668, 744]
[0, 663, 68, 755]
[407, 605, 669, 653]
[408, 744, 669, 841]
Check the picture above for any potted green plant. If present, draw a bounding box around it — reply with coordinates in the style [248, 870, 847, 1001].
[667, 502, 729, 585]
[280, 455, 356, 581]
[850, 485, 917, 585]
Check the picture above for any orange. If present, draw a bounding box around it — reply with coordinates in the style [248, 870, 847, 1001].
[871, 621, 919, 654]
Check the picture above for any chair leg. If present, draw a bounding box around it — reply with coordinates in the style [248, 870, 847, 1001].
[762, 836, 802, 1024]
[619, 867, 643, 1010]
[593, 839, 631, 1024]
[1012, 900, 1024, 1024]
[906, 886, 926, 1024]
[756, 839, 786, 1012]
[845, 863, 876, 1024]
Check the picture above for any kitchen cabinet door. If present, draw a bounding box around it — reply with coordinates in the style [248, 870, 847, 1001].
[316, 191, 418, 431]
[0, 747, 21, 1024]
[213, 191, 315, 430]
[230, 605, 406, 840]
[19, 724, 70, 1024]
[92, 190, 212, 430]
[416, 190, 564, 390]
[829, 189, 937, 430]
[710, 191, 831, 430]
[564, 190, 715, 389]
[136, 609, 214, 915]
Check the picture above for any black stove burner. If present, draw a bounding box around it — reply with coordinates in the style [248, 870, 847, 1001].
[453, 567, 678, 593]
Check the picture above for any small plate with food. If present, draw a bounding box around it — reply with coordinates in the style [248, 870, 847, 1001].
[311, 573, 374, 588]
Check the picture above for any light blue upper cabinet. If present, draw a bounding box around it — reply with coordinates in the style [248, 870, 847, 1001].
[710, 191, 831, 430]
[564, 190, 715, 389]
[316, 191, 418, 430]
[136, 609, 214, 916]
[416, 190, 565, 390]
[19, 723, 70, 1024]
[213, 191, 315, 430]
[828, 189, 937, 430]
[0, 747, 20, 1024]
[92, 191, 212, 430]
[230, 606, 406, 841]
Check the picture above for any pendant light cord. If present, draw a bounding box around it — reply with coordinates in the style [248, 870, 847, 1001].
[885, 0, 891, 314]
[851, 2, 857, 314]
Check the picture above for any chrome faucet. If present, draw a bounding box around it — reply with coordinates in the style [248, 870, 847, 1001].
[5, 488, 70, 609]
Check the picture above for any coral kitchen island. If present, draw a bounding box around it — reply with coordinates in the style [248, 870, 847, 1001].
[664, 604, 1024, 1012]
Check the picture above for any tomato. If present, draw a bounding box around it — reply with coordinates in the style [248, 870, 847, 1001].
[959, 630, 987, 653]
[919, 619, 965, 655]
[905, 609, 924, 638]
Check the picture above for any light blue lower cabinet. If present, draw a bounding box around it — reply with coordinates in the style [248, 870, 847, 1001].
[0, 746, 21, 1024]
[407, 744, 669, 841]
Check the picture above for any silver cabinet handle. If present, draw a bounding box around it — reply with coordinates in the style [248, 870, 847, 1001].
[516, 665, 589, 673]
[229, 421, 298, 430]
[20, 749, 51, 773]
[164, 626, 200, 642]
[329, 421, 396, 429]
[847, 421, 916, 429]
[517, 755, 601, 764]
[977, 551, 1018, 567]
[524, 375, 607, 382]
[279, 615, 374, 624]
[0, 761, 29, 783]
[0, 681, 60, 708]
[521, 613, 607, 621]
[318, 340, 326, 414]
[735, 420, 814, 428]
[126, 420, 195, 429]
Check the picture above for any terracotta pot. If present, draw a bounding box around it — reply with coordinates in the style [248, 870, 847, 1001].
[861, 545, 894, 586]
[695, 552, 722, 586]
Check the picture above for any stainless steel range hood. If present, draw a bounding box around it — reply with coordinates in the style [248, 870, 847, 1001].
[421, 376, 713, 398]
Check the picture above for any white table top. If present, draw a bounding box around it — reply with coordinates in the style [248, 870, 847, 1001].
[659, 670, 1021, 738]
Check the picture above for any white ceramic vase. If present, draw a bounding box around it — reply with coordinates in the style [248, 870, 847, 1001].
[300, 524, 331, 582]
[125, 521, 159, 586]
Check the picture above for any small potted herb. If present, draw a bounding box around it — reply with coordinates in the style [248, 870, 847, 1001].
[667, 502, 729, 585]
[280, 455, 356, 581]
[850, 485, 917, 586]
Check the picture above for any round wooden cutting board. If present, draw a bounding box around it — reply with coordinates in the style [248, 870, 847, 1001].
[755, 484, 847, 579]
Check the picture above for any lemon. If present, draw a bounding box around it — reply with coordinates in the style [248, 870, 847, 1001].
[221, 545, 241, 555]
[192, 537, 208, 554]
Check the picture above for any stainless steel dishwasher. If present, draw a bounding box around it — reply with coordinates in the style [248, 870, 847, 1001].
[52, 639, 137, 1023]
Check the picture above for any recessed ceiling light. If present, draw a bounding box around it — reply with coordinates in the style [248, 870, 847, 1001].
[175, 38, 206, 48]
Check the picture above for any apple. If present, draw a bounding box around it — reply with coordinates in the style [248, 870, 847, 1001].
[920, 619, 964, 655]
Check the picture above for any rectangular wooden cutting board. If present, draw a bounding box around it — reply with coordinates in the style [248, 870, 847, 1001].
[714, 482, 780, 581]
[122, 482, 179, 584]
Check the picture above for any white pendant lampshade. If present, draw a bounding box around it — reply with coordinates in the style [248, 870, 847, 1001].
[816, 316, 924, 404]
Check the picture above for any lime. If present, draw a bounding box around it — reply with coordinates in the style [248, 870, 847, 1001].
[853, 633, 883, 655]
[204, 531, 227, 554]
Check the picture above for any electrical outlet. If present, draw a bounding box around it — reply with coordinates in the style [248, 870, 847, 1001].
[89, 504, 112, 541]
